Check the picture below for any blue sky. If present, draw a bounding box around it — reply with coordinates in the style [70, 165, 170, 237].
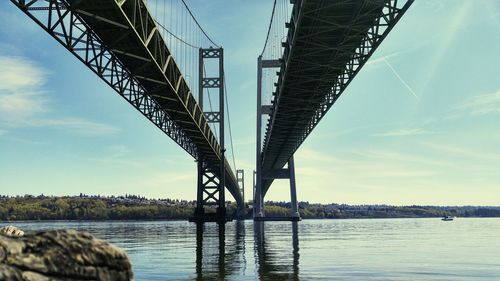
[0, 0, 499, 205]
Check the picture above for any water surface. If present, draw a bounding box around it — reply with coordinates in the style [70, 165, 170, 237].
[10, 218, 500, 280]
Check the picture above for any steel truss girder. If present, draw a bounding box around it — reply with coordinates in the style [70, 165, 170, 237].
[263, 169, 290, 180]
[261, 0, 414, 193]
[11, 0, 200, 157]
[12, 0, 243, 207]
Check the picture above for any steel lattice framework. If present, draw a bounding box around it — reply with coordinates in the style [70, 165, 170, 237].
[12, 0, 242, 206]
[261, 0, 414, 194]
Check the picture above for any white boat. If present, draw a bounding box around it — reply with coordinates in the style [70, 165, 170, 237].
[441, 216, 454, 221]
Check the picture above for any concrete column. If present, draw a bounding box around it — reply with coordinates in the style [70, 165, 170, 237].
[288, 155, 299, 217]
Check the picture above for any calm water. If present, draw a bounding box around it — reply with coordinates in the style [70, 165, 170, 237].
[9, 218, 500, 280]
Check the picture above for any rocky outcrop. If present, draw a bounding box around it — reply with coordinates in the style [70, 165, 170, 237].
[0, 229, 133, 281]
[0, 226, 24, 237]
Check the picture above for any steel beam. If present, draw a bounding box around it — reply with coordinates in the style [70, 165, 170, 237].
[236, 169, 245, 218]
[288, 155, 299, 217]
[255, 56, 264, 218]
[191, 47, 229, 223]
[256, 56, 301, 220]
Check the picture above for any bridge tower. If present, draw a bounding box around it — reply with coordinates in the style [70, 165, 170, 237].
[191, 47, 227, 223]
[237, 169, 245, 216]
[254, 56, 300, 221]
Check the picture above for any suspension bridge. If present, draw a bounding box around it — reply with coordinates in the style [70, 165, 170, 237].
[254, 0, 413, 220]
[11, 0, 413, 223]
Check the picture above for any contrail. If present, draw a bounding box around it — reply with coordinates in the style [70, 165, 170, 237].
[383, 58, 419, 100]
[366, 51, 400, 66]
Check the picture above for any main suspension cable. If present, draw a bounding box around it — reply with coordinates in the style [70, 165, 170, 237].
[223, 71, 237, 171]
[155, 20, 200, 49]
[180, 0, 220, 48]
[260, 0, 277, 56]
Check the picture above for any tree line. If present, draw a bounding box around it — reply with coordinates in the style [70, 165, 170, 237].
[0, 195, 499, 221]
[0, 196, 195, 221]
[263, 201, 500, 219]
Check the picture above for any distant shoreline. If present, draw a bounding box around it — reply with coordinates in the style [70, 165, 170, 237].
[3, 216, 500, 224]
[1, 195, 500, 221]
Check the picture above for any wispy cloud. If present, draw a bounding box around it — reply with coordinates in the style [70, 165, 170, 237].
[0, 92, 48, 120]
[297, 148, 441, 181]
[297, 148, 335, 162]
[27, 118, 119, 136]
[373, 128, 433, 137]
[291, 143, 500, 204]
[89, 145, 143, 167]
[352, 149, 453, 169]
[0, 55, 119, 136]
[0, 56, 49, 120]
[451, 90, 500, 116]
[144, 171, 195, 187]
[0, 56, 48, 91]
[423, 142, 500, 164]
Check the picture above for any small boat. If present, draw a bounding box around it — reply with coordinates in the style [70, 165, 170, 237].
[441, 216, 454, 221]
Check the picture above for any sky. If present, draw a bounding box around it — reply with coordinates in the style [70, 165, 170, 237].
[0, 0, 499, 205]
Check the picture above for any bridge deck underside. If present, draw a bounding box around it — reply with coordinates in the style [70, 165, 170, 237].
[262, 0, 410, 193]
[64, 0, 240, 203]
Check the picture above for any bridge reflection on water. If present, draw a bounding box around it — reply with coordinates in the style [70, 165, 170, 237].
[12, 219, 500, 280]
[194, 221, 300, 281]
[11, 220, 302, 279]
